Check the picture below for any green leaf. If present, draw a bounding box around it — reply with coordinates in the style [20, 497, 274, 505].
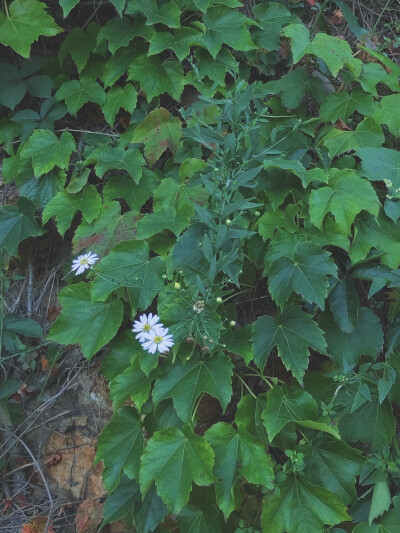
[88, 145, 144, 182]
[202, 7, 255, 58]
[262, 157, 307, 187]
[110, 358, 152, 412]
[282, 23, 310, 63]
[372, 94, 400, 137]
[21, 130, 75, 176]
[136, 205, 192, 239]
[73, 201, 138, 256]
[265, 241, 337, 309]
[103, 84, 137, 126]
[101, 331, 137, 381]
[128, 55, 184, 102]
[140, 427, 215, 514]
[306, 32, 362, 77]
[339, 392, 395, 451]
[55, 78, 106, 117]
[369, 481, 392, 525]
[262, 385, 317, 442]
[252, 2, 298, 51]
[132, 0, 181, 27]
[205, 422, 274, 517]
[253, 306, 327, 383]
[134, 484, 169, 533]
[177, 487, 222, 533]
[0, 0, 61, 58]
[131, 107, 182, 166]
[358, 147, 400, 190]
[359, 62, 400, 96]
[193, 48, 238, 85]
[59, 24, 98, 72]
[266, 69, 311, 109]
[103, 172, 156, 211]
[0, 379, 22, 400]
[91, 240, 164, 309]
[48, 282, 123, 360]
[350, 212, 400, 269]
[220, 325, 253, 364]
[320, 308, 383, 368]
[3, 313, 42, 338]
[322, 118, 383, 158]
[320, 89, 373, 122]
[328, 279, 359, 334]
[300, 435, 364, 504]
[42, 185, 102, 236]
[261, 475, 351, 533]
[95, 406, 144, 491]
[152, 354, 233, 423]
[236, 393, 269, 443]
[59, 0, 80, 17]
[97, 17, 135, 55]
[102, 475, 141, 526]
[0, 63, 26, 109]
[0, 198, 43, 256]
[309, 169, 379, 234]
[148, 27, 203, 62]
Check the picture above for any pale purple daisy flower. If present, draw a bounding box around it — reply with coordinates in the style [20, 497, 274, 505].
[71, 251, 99, 275]
[141, 324, 174, 354]
[132, 313, 160, 343]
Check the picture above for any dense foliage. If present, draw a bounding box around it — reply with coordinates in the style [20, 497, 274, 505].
[1, 0, 400, 531]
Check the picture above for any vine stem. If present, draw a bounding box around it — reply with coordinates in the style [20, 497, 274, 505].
[3, 0, 9, 17]
[234, 372, 257, 398]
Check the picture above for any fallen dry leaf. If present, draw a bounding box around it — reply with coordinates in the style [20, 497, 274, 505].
[20, 516, 54, 533]
[75, 500, 103, 532]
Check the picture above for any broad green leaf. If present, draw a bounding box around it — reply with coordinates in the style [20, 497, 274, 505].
[59, 0, 80, 17]
[102, 475, 141, 526]
[261, 475, 351, 533]
[73, 201, 139, 256]
[320, 89, 373, 122]
[339, 391, 395, 451]
[328, 279, 359, 334]
[202, 7, 255, 58]
[350, 212, 400, 269]
[103, 84, 137, 126]
[282, 23, 310, 63]
[358, 147, 400, 190]
[42, 185, 102, 236]
[309, 169, 379, 234]
[299, 435, 364, 504]
[262, 385, 317, 442]
[262, 158, 307, 187]
[88, 145, 144, 182]
[320, 308, 383, 367]
[236, 393, 269, 443]
[3, 313, 42, 338]
[373, 94, 400, 137]
[109, 0, 125, 16]
[91, 240, 165, 309]
[131, 107, 182, 166]
[359, 63, 400, 96]
[177, 489, 222, 533]
[110, 358, 153, 411]
[265, 241, 337, 309]
[95, 406, 144, 491]
[21, 130, 75, 176]
[140, 427, 215, 514]
[97, 17, 135, 54]
[266, 69, 312, 109]
[103, 172, 156, 211]
[134, 484, 168, 533]
[100, 331, 137, 380]
[20, 169, 67, 209]
[369, 481, 392, 525]
[0, 0, 61, 57]
[0, 63, 26, 109]
[55, 78, 106, 117]
[59, 24, 98, 72]
[253, 306, 327, 383]
[136, 205, 193, 239]
[307, 32, 362, 77]
[132, 0, 181, 27]
[322, 118, 383, 158]
[48, 282, 123, 360]
[220, 325, 253, 364]
[205, 422, 274, 517]
[0, 378, 21, 400]
[193, 48, 238, 86]
[128, 55, 184, 102]
[152, 354, 233, 423]
[148, 27, 203, 61]
[0, 198, 43, 256]
[252, 3, 298, 51]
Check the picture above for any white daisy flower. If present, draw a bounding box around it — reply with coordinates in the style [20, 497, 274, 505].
[71, 251, 99, 275]
[141, 324, 174, 354]
[132, 313, 160, 342]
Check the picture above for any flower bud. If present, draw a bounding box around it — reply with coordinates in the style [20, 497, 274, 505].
[216, 297, 223, 303]
[174, 282, 181, 289]
[229, 320, 236, 327]
[226, 219, 232, 225]
[254, 210, 260, 217]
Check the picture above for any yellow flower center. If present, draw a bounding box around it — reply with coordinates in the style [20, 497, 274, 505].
[143, 324, 151, 332]
[79, 258, 89, 265]
[154, 336, 163, 344]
